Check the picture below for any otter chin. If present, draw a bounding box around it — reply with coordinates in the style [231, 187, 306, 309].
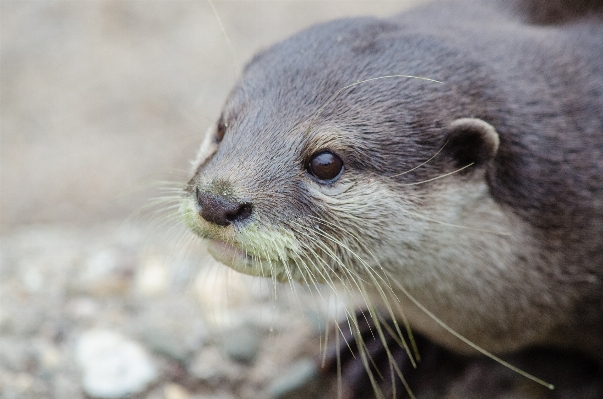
[206, 240, 249, 271]
[204, 239, 289, 280]
[181, 0, 603, 396]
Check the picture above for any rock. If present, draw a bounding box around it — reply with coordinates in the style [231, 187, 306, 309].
[134, 296, 209, 363]
[135, 255, 170, 295]
[188, 346, 244, 385]
[67, 296, 100, 319]
[15, 373, 35, 393]
[266, 359, 320, 399]
[0, 372, 36, 399]
[73, 248, 134, 296]
[38, 342, 62, 373]
[219, 323, 261, 364]
[142, 387, 166, 399]
[0, 299, 48, 336]
[163, 383, 191, 399]
[76, 330, 158, 398]
[0, 338, 32, 372]
[190, 395, 235, 399]
[21, 268, 44, 293]
[53, 374, 84, 399]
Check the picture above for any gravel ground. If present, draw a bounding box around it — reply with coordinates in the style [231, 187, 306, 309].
[0, 220, 344, 399]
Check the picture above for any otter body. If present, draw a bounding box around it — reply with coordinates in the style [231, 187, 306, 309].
[182, 0, 603, 387]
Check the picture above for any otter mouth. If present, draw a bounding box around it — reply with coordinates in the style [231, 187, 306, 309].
[207, 240, 257, 270]
[206, 239, 286, 279]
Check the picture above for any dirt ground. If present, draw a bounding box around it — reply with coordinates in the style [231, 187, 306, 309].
[0, 2, 423, 398]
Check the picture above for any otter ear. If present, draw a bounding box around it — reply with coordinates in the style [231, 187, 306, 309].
[442, 118, 500, 169]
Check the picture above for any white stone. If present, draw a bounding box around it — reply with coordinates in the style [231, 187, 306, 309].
[75, 248, 130, 296]
[136, 256, 170, 295]
[22, 268, 44, 293]
[163, 383, 191, 399]
[76, 330, 158, 398]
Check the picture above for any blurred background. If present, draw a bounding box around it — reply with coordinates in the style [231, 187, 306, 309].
[0, 1, 422, 398]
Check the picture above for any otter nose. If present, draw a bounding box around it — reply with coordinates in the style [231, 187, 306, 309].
[196, 189, 252, 226]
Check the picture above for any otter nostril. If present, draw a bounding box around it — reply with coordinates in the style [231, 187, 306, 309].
[196, 189, 252, 226]
[226, 203, 253, 223]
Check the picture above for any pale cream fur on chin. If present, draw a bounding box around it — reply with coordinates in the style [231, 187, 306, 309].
[206, 239, 256, 274]
[189, 125, 217, 175]
[206, 237, 298, 282]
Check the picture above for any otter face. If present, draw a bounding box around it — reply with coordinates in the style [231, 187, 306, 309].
[184, 93, 502, 292]
[181, 17, 510, 290]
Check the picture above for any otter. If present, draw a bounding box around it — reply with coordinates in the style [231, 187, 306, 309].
[180, 0, 603, 397]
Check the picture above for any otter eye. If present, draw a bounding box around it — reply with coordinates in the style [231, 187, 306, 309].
[308, 151, 344, 182]
[216, 120, 227, 143]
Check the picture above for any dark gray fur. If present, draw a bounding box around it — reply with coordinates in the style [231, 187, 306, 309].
[494, 0, 603, 24]
[190, 0, 603, 376]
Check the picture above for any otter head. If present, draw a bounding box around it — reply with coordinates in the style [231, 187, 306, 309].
[181, 16, 523, 348]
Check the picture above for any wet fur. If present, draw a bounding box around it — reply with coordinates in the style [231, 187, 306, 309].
[183, 0, 603, 396]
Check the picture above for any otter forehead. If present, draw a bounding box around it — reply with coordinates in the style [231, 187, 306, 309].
[229, 18, 493, 119]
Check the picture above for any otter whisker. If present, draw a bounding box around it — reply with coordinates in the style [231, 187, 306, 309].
[287, 251, 330, 343]
[292, 221, 363, 278]
[334, 327, 343, 399]
[116, 174, 188, 202]
[171, 233, 204, 290]
[389, 140, 449, 178]
[291, 222, 376, 316]
[206, 0, 239, 79]
[298, 220, 396, 301]
[288, 227, 365, 336]
[386, 272, 555, 390]
[125, 200, 181, 226]
[298, 253, 370, 370]
[291, 221, 411, 395]
[288, 249, 320, 295]
[256, 239, 284, 300]
[301, 216, 420, 380]
[329, 254, 407, 367]
[295, 247, 366, 368]
[400, 162, 474, 185]
[289, 222, 357, 289]
[293, 223, 383, 307]
[272, 241, 304, 309]
[346, 309, 402, 399]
